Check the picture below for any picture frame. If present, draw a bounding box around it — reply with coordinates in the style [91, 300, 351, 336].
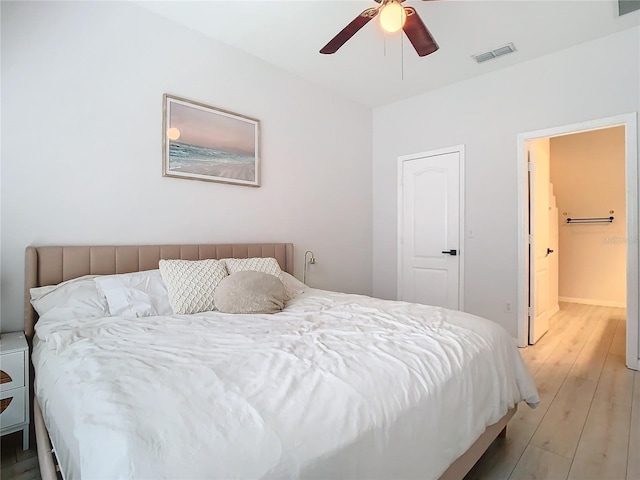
[162, 94, 260, 187]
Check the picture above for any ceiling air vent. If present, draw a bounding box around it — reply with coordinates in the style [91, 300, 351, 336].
[619, 0, 640, 16]
[472, 43, 517, 64]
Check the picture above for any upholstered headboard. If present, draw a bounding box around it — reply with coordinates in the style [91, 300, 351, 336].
[24, 243, 294, 338]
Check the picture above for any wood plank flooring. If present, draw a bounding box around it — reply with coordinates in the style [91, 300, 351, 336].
[1, 432, 40, 480]
[1, 303, 636, 480]
[467, 302, 638, 480]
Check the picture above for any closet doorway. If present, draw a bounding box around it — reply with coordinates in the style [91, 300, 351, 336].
[517, 113, 639, 371]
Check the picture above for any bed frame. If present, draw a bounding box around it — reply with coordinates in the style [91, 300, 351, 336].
[24, 243, 514, 480]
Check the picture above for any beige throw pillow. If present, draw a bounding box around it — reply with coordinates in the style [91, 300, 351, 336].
[159, 259, 227, 315]
[214, 271, 286, 314]
[224, 257, 294, 299]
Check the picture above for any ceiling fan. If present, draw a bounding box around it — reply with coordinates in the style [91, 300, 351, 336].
[320, 0, 439, 57]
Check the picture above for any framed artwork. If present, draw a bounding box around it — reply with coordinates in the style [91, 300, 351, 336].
[162, 94, 260, 187]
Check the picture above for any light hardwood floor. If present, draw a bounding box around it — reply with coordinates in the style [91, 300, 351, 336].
[1, 303, 636, 480]
[1, 431, 40, 480]
[467, 302, 638, 480]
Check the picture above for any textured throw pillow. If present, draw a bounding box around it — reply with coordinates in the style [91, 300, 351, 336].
[159, 259, 227, 315]
[223, 257, 294, 300]
[214, 271, 286, 314]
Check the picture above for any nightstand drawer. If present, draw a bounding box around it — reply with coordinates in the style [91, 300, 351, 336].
[0, 387, 26, 429]
[0, 351, 25, 392]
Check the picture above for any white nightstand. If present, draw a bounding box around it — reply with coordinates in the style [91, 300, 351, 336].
[0, 331, 30, 450]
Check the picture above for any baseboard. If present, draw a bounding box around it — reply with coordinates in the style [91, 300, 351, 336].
[549, 304, 560, 317]
[559, 297, 626, 308]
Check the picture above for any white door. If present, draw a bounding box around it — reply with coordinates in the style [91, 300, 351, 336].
[549, 186, 559, 315]
[529, 139, 553, 344]
[398, 149, 462, 310]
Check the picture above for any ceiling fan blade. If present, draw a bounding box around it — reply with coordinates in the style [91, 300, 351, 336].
[403, 7, 439, 57]
[320, 7, 379, 54]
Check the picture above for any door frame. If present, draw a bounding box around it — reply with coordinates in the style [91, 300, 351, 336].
[397, 144, 466, 310]
[516, 113, 639, 370]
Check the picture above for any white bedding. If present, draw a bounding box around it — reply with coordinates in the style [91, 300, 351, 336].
[32, 337, 82, 478]
[33, 288, 539, 480]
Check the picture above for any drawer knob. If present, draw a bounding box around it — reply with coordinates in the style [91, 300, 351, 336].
[0, 397, 13, 414]
[0, 370, 12, 385]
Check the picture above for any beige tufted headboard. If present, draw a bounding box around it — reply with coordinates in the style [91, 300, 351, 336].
[24, 243, 294, 338]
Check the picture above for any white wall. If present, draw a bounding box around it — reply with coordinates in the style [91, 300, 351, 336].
[0, 1, 373, 332]
[372, 27, 640, 337]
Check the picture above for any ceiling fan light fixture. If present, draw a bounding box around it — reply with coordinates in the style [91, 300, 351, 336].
[379, 1, 406, 34]
[319, 0, 438, 57]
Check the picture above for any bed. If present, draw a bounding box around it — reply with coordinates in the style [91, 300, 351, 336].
[24, 243, 539, 480]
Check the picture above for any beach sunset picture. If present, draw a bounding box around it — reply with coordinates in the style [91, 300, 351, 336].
[163, 95, 260, 186]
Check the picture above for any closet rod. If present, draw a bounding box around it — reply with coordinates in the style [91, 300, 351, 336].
[566, 216, 614, 224]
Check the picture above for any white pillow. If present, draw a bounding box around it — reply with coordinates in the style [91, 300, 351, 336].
[224, 257, 295, 300]
[280, 272, 307, 298]
[159, 259, 228, 315]
[95, 270, 172, 318]
[30, 275, 109, 317]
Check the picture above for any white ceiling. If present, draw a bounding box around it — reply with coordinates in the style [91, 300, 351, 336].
[136, 0, 640, 107]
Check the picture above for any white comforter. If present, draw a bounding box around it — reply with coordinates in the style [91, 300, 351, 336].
[33, 289, 539, 480]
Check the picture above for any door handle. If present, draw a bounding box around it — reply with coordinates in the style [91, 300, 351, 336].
[441, 249, 457, 256]
[546, 248, 554, 256]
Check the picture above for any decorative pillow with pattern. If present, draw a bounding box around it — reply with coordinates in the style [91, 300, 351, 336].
[223, 257, 294, 300]
[158, 259, 227, 315]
